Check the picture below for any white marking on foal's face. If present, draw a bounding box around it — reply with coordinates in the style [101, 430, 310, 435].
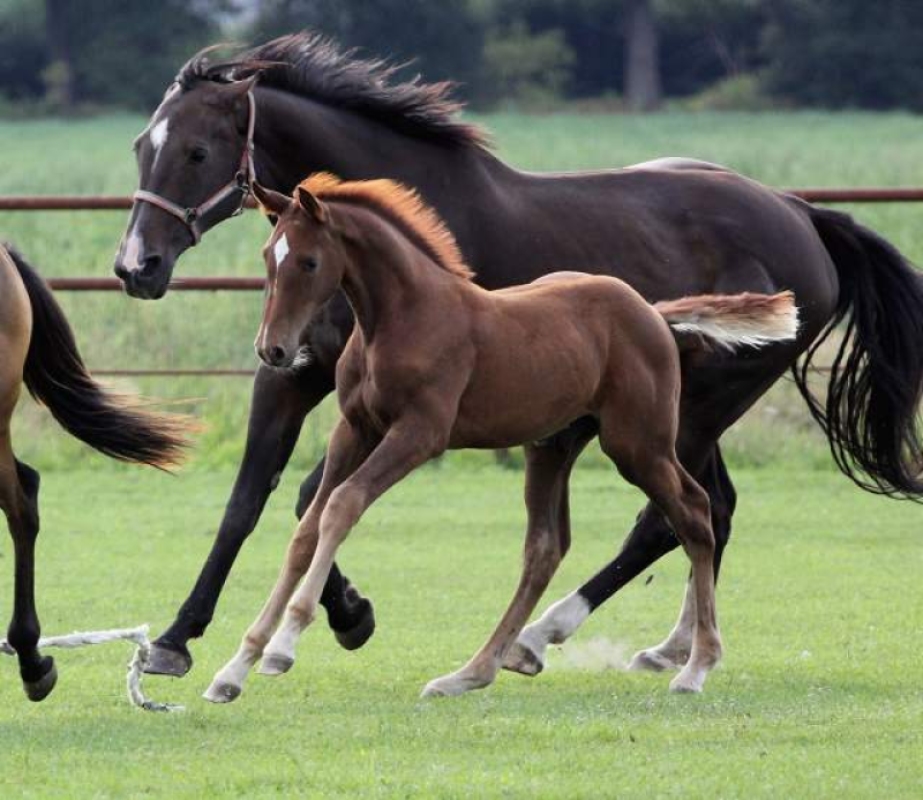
[150, 118, 170, 167]
[273, 233, 290, 269]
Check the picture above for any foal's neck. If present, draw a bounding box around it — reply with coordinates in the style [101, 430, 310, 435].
[334, 206, 469, 343]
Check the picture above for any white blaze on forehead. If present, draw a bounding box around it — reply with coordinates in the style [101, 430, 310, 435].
[150, 118, 170, 150]
[150, 118, 170, 168]
[273, 234, 291, 268]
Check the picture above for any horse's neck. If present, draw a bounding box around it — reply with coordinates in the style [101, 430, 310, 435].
[254, 89, 509, 241]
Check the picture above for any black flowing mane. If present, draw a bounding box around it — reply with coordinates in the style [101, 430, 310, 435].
[175, 32, 489, 151]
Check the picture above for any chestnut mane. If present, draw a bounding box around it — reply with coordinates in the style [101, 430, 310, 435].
[300, 173, 475, 280]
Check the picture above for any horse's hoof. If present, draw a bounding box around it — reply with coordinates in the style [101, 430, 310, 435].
[629, 649, 681, 673]
[144, 640, 193, 678]
[669, 670, 705, 694]
[24, 658, 58, 703]
[202, 681, 241, 704]
[333, 599, 375, 651]
[258, 653, 295, 676]
[502, 642, 545, 677]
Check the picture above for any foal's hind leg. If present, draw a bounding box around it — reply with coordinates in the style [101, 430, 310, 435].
[629, 447, 735, 672]
[606, 439, 722, 693]
[423, 431, 591, 697]
[0, 431, 55, 701]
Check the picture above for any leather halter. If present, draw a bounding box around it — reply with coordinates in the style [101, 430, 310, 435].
[132, 89, 257, 245]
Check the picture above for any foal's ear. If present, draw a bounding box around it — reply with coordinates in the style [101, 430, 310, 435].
[296, 186, 328, 223]
[252, 181, 289, 217]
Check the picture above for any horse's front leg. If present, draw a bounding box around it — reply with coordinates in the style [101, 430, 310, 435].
[260, 420, 441, 676]
[203, 417, 373, 704]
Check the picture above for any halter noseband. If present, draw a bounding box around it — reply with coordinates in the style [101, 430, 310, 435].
[132, 89, 257, 245]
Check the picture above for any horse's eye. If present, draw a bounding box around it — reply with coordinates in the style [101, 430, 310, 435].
[302, 256, 319, 273]
[189, 146, 208, 164]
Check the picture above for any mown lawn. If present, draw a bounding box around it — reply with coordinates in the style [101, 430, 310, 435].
[0, 462, 920, 798]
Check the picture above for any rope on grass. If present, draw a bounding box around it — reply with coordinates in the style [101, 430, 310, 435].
[0, 624, 183, 712]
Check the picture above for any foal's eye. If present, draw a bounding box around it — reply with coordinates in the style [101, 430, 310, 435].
[302, 256, 319, 273]
[189, 146, 208, 164]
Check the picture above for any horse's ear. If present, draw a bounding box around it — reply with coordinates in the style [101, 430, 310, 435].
[296, 186, 327, 223]
[229, 74, 259, 132]
[252, 181, 289, 217]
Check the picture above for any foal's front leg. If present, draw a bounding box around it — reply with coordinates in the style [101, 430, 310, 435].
[259, 421, 440, 675]
[203, 418, 372, 703]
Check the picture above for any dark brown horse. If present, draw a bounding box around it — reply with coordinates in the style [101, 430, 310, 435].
[0, 243, 189, 701]
[204, 175, 798, 702]
[114, 33, 923, 680]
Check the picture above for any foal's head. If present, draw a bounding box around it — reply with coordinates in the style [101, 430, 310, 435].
[253, 182, 345, 369]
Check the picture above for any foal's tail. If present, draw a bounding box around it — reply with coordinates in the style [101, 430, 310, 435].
[793, 206, 923, 499]
[655, 291, 799, 351]
[5, 244, 191, 470]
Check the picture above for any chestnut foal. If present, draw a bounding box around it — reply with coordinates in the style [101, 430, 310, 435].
[204, 175, 798, 703]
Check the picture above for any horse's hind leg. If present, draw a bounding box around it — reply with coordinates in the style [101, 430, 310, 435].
[0, 428, 55, 701]
[423, 426, 593, 697]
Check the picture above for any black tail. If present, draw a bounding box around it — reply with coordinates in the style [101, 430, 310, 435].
[5, 244, 190, 469]
[796, 209, 923, 499]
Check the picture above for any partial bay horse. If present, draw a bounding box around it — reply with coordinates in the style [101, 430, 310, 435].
[204, 175, 798, 702]
[114, 33, 923, 680]
[0, 243, 188, 701]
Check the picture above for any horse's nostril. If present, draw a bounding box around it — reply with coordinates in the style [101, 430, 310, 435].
[270, 346, 286, 365]
[113, 261, 131, 281]
[140, 254, 162, 277]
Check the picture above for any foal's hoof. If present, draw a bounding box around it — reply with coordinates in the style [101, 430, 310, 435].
[501, 642, 545, 677]
[333, 598, 376, 651]
[202, 681, 241, 704]
[258, 653, 295, 676]
[421, 671, 491, 698]
[144, 640, 193, 678]
[24, 658, 58, 703]
[628, 649, 682, 673]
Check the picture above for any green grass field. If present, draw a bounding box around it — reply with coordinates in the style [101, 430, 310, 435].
[2, 109, 923, 469]
[0, 463, 921, 797]
[1, 110, 923, 796]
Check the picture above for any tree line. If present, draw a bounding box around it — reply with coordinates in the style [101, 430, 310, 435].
[1, 0, 922, 114]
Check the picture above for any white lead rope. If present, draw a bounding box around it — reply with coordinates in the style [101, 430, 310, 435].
[0, 624, 183, 712]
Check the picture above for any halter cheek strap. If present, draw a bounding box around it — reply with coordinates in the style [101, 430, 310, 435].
[132, 89, 257, 246]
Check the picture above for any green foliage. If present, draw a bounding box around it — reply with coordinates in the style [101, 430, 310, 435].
[763, 0, 923, 111]
[481, 20, 575, 108]
[0, 465, 921, 796]
[681, 72, 775, 111]
[0, 0, 46, 100]
[252, 0, 486, 92]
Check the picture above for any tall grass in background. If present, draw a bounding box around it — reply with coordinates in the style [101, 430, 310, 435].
[2, 110, 923, 473]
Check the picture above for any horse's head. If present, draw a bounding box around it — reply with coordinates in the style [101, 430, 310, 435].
[114, 76, 258, 299]
[254, 183, 345, 369]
